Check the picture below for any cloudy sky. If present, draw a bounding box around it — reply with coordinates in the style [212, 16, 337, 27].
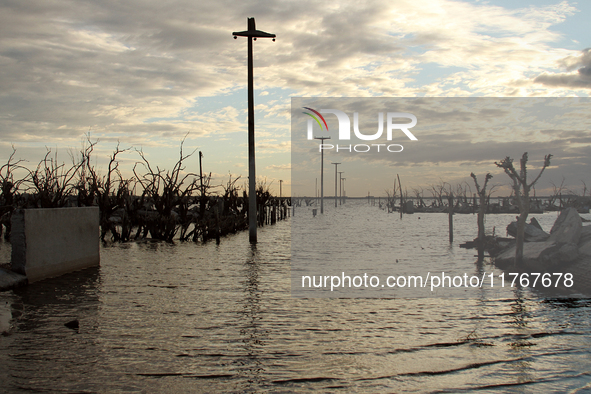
[1, 0, 590, 197]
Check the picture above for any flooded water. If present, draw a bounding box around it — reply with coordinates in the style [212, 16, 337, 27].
[1, 201, 591, 392]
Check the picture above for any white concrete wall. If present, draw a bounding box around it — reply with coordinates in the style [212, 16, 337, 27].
[11, 207, 100, 282]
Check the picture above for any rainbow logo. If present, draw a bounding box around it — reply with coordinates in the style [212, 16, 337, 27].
[302, 107, 328, 132]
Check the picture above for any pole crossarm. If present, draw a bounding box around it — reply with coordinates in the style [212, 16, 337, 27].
[233, 30, 276, 38]
[233, 18, 276, 39]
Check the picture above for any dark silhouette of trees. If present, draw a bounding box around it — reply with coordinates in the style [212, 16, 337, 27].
[0, 147, 29, 239]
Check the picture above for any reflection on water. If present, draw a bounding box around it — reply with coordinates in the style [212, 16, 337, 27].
[1, 203, 591, 392]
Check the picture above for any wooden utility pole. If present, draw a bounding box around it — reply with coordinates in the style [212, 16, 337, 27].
[448, 192, 454, 244]
[314, 137, 330, 213]
[233, 18, 275, 243]
[338, 172, 344, 205]
[397, 174, 403, 218]
[331, 162, 340, 208]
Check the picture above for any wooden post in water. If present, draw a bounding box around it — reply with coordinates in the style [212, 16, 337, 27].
[199, 151, 204, 196]
[448, 192, 454, 243]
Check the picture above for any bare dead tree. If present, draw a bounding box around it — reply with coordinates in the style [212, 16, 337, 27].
[29, 148, 82, 208]
[0, 147, 30, 239]
[454, 183, 468, 204]
[183, 170, 217, 242]
[256, 179, 272, 226]
[113, 173, 137, 242]
[548, 177, 566, 209]
[470, 172, 493, 255]
[495, 153, 552, 266]
[215, 174, 246, 237]
[429, 180, 450, 208]
[220, 174, 241, 216]
[1, 147, 28, 207]
[384, 189, 395, 212]
[580, 180, 591, 210]
[412, 187, 425, 208]
[133, 138, 199, 242]
[98, 143, 131, 241]
[73, 136, 99, 207]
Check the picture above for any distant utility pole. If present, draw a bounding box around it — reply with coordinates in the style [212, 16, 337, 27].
[279, 179, 283, 198]
[232, 18, 275, 244]
[338, 171, 344, 205]
[331, 162, 340, 208]
[314, 136, 330, 214]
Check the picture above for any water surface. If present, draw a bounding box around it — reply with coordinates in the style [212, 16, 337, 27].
[1, 204, 591, 392]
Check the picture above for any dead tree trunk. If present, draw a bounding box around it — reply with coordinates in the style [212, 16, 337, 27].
[495, 153, 552, 266]
[471, 172, 493, 260]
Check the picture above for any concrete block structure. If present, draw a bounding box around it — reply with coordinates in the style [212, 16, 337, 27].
[11, 207, 100, 282]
